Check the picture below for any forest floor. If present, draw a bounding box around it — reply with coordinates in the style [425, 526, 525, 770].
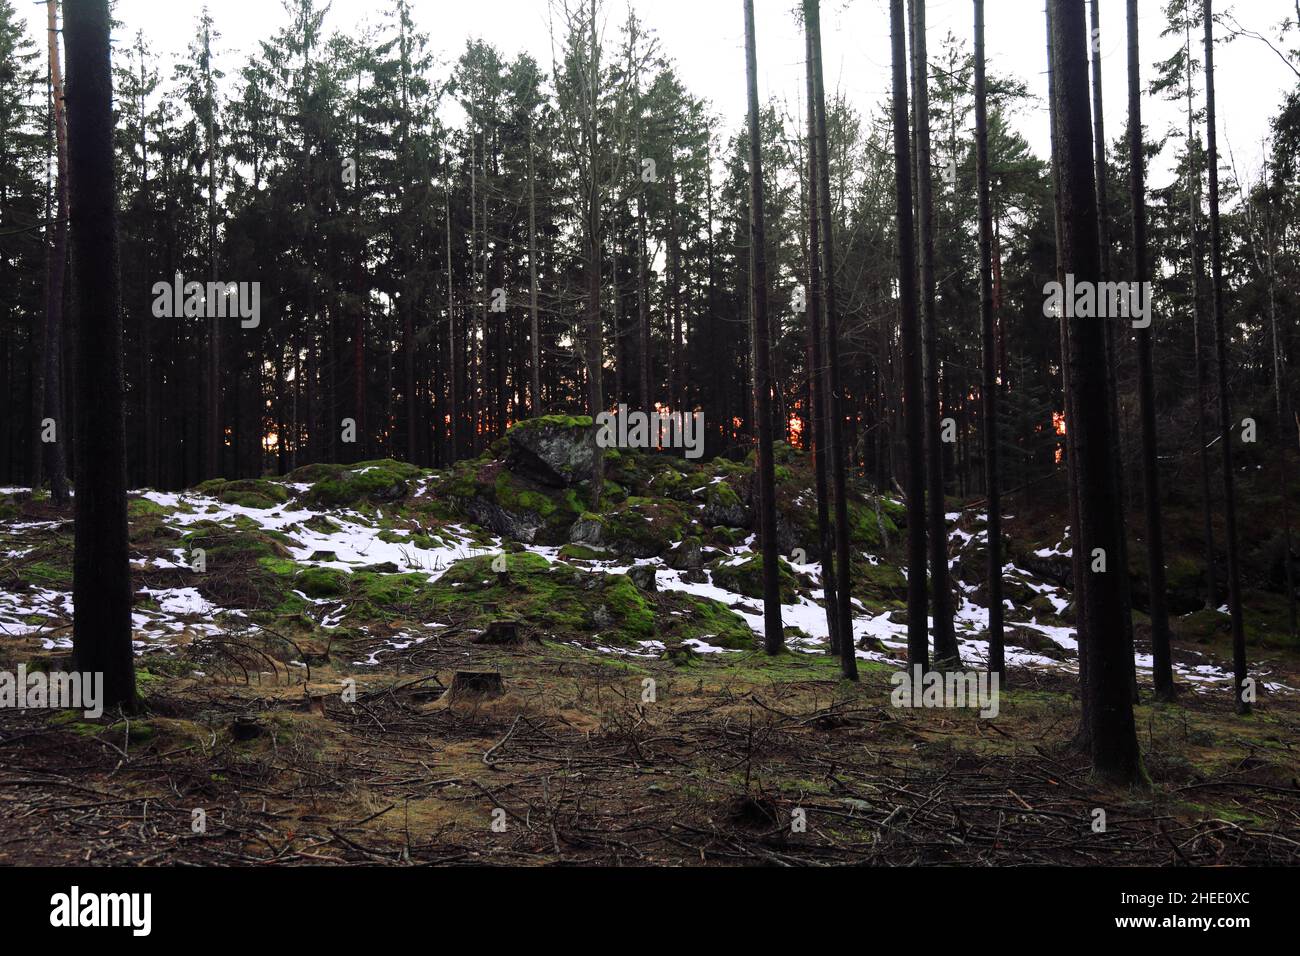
[1, 421, 1298, 866]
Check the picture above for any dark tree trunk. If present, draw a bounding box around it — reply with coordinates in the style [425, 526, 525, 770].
[804, 13, 840, 656]
[528, 123, 542, 415]
[637, 192, 651, 411]
[446, 170, 460, 462]
[1050, 0, 1142, 783]
[807, 0, 857, 679]
[1127, 0, 1173, 699]
[1047, 1, 1091, 752]
[744, 0, 785, 657]
[204, 19, 220, 479]
[42, 0, 69, 506]
[65, 0, 137, 713]
[1179, 18, 1217, 612]
[974, 0, 1003, 677]
[909, 0, 959, 667]
[1203, 0, 1250, 714]
[890, 0, 929, 672]
[1090, 0, 1139, 704]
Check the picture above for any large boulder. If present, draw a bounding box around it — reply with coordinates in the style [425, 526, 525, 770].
[568, 499, 690, 560]
[506, 416, 596, 488]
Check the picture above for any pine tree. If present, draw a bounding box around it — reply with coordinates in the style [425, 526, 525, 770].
[1049, 0, 1143, 783]
[974, 0, 1004, 677]
[743, 0, 784, 656]
[1127, 0, 1174, 699]
[891, 0, 929, 672]
[1203, 0, 1250, 715]
[64, 0, 137, 713]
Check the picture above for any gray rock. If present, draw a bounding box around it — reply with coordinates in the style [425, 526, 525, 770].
[568, 514, 606, 549]
[463, 497, 544, 545]
[506, 419, 596, 487]
[665, 536, 703, 571]
[629, 565, 658, 592]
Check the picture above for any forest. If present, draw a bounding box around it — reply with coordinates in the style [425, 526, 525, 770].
[0, 0, 1298, 885]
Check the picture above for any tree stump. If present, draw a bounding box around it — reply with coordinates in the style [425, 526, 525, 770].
[472, 619, 526, 645]
[442, 670, 504, 702]
[231, 715, 263, 741]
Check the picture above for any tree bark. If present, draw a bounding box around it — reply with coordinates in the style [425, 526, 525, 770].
[1050, 0, 1142, 783]
[1090, 0, 1139, 705]
[974, 0, 1003, 677]
[1185, 17, 1217, 613]
[42, 0, 69, 506]
[1203, 0, 1250, 715]
[890, 0, 929, 672]
[744, 0, 785, 657]
[808, 0, 857, 679]
[65, 0, 137, 713]
[1127, 0, 1174, 699]
[804, 12, 840, 656]
[909, 0, 959, 667]
[528, 122, 542, 415]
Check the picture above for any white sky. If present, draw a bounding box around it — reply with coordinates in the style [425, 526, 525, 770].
[15, 0, 1299, 189]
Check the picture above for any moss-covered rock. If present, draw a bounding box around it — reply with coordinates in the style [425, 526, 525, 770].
[709, 554, 799, 604]
[505, 415, 597, 487]
[423, 552, 654, 644]
[306, 460, 421, 507]
[571, 498, 690, 559]
[294, 566, 349, 598]
[196, 478, 291, 510]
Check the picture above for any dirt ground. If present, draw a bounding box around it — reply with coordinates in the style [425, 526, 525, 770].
[1, 627, 1297, 867]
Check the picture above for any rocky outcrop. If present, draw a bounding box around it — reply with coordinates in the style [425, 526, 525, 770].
[505, 416, 596, 487]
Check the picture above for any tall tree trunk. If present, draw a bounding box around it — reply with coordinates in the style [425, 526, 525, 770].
[1050, 0, 1142, 784]
[890, 0, 928, 672]
[1266, 233, 1296, 637]
[65, 0, 136, 713]
[204, 19, 220, 479]
[804, 14, 840, 656]
[974, 0, 1003, 677]
[446, 164, 459, 462]
[1203, 0, 1250, 715]
[637, 192, 651, 410]
[909, 0, 958, 667]
[43, 0, 69, 506]
[1047, 1, 1091, 752]
[1127, 0, 1174, 699]
[1090, 0, 1139, 704]
[808, 0, 857, 680]
[584, 0, 604, 510]
[744, 0, 785, 657]
[528, 123, 542, 415]
[1185, 18, 1217, 612]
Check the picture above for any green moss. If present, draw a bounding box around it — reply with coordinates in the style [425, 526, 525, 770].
[677, 596, 756, 649]
[258, 557, 299, 576]
[20, 561, 72, 588]
[128, 497, 168, 517]
[559, 543, 606, 561]
[307, 460, 420, 507]
[710, 554, 798, 603]
[284, 462, 347, 484]
[352, 571, 425, 611]
[709, 481, 741, 508]
[182, 521, 288, 564]
[508, 414, 594, 433]
[600, 574, 655, 640]
[597, 499, 689, 558]
[424, 553, 657, 644]
[293, 566, 349, 598]
[854, 557, 907, 602]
